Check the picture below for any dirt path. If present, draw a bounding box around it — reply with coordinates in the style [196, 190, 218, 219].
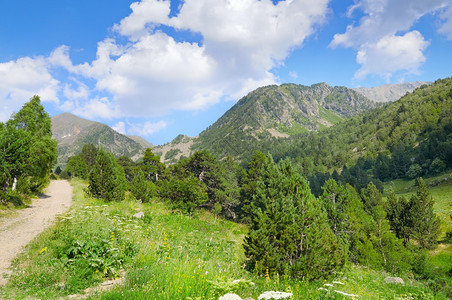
[0, 180, 73, 285]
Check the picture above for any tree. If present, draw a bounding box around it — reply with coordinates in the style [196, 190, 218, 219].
[130, 170, 155, 203]
[88, 149, 127, 202]
[385, 190, 410, 244]
[240, 151, 268, 221]
[408, 178, 440, 249]
[66, 155, 88, 179]
[140, 148, 166, 182]
[360, 182, 382, 217]
[243, 156, 345, 280]
[0, 96, 57, 198]
[80, 144, 98, 171]
[159, 174, 208, 214]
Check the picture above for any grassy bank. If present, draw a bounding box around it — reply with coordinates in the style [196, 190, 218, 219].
[0, 178, 450, 299]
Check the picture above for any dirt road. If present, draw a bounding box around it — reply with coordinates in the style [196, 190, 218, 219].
[0, 180, 73, 285]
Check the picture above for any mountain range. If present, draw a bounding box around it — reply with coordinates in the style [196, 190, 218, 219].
[51, 81, 430, 166]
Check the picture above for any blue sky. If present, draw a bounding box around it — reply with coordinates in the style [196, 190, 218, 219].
[1, 0, 451, 145]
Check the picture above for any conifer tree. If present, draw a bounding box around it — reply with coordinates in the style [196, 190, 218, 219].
[408, 178, 440, 249]
[131, 169, 155, 203]
[88, 149, 126, 202]
[244, 156, 345, 280]
[140, 148, 166, 182]
[385, 190, 410, 244]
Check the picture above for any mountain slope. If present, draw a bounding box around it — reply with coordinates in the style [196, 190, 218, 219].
[51, 113, 147, 167]
[191, 82, 377, 161]
[270, 78, 452, 176]
[353, 81, 430, 102]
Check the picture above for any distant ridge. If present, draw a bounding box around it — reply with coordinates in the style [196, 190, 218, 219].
[51, 113, 148, 168]
[353, 81, 431, 102]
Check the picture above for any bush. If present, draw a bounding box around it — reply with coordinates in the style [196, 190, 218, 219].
[160, 175, 208, 213]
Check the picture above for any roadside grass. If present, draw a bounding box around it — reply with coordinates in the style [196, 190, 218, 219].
[1, 178, 450, 299]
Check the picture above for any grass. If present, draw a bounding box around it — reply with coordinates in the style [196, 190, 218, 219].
[1, 178, 450, 299]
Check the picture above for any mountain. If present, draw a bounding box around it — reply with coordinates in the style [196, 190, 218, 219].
[189, 82, 377, 162]
[353, 81, 431, 102]
[270, 78, 452, 178]
[51, 113, 147, 168]
[128, 135, 154, 149]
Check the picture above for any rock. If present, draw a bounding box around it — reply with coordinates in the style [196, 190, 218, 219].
[258, 291, 293, 299]
[219, 293, 242, 300]
[384, 276, 404, 285]
[133, 211, 144, 219]
[243, 298, 255, 300]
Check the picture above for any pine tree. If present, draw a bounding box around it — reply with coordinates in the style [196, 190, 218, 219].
[408, 178, 440, 249]
[385, 190, 410, 244]
[244, 156, 345, 280]
[66, 155, 88, 179]
[88, 149, 126, 202]
[140, 148, 166, 182]
[131, 169, 155, 203]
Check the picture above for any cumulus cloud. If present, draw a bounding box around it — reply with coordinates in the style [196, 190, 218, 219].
[74, 0, 329, 117]
[330, 0, 449, 80]
[0, 56, 60, 121]
[61, 97, 121, 120]
[355, 31, 429, 80]
[439, 5, 452, 39]
[112, 121, 126, 134]
[128, 120, 167, 136]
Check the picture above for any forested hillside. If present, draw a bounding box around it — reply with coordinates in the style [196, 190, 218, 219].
[265, 78, 452, 193]
[192, 82, 376, 161]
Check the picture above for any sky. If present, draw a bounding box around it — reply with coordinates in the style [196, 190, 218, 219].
[1, 0, 451, 145]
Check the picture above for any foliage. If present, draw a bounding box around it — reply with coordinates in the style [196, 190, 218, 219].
[66, 155, 88, 179]
[243, 155, 345, 280]
[88, 149, 127, 202]
[409, 178, 441, 249]
[159, 174, 208, 213]
[139, 148, 166, 182]
[130, 169, 155, 203]
[0, 96, 57, 204]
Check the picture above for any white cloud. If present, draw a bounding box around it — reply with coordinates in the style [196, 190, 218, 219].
[0, 56, 60, 122]
[113, 0, 171, 40]
[68, 97, 121, 120]
[331, 0, 449, 80]
[439, 5, 452, 39]
[112, 121, 126, 134]
[128, 120, 167, 136]
[75, 0, 330, 118]
[355, 31, 429, 80]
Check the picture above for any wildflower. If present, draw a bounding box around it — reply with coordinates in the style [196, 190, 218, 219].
[265, 268, 270, 281]
[39, 247, 47, 254]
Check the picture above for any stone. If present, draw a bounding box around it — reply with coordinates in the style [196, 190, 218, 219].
[258, 291, 293, 299]
[133, 211, 144, 219]
[219, 293, 242, 300]
[384, 276, 404, 285]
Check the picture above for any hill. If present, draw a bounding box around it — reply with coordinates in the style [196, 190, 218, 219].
[269, 78, 452, 181]
[353, 81, 430, 102]
[51, 113, 147, 168]
[189, 82, 376, 162]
